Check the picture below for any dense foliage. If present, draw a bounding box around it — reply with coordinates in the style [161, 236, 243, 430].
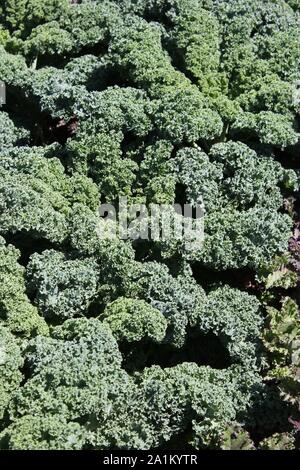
[0, 0, 300, 450]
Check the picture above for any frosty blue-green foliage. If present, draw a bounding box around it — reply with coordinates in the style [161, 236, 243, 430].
[2, 317, 264, 449]
[27, 250, 99, 321]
